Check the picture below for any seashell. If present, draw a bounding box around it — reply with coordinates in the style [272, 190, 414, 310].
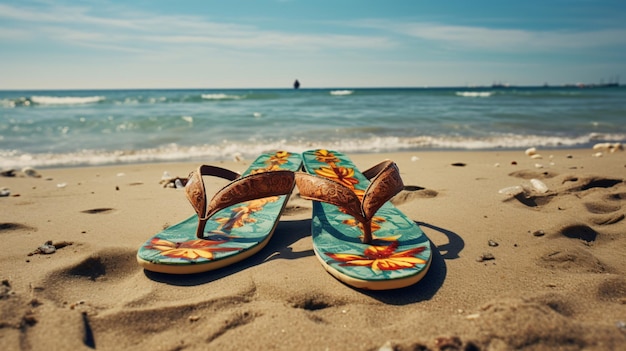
[530, 179, 548, 193]
[0, 187, 10, 197]
[38, 243, 56, 254]
[530, 154, 543, 159]
[410, 156, 419, 162]
[592, 142, 610, 151]
[525, 147, 537, 156]
[56, 182, 67, 188]
[592, 152, 603, 158]
[498, 185, 523, 196]
[22, 167, 41, 178]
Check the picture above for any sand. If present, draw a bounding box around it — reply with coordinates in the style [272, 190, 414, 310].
[1, 148, 626, 350]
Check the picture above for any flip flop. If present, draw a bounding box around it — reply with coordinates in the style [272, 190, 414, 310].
[137, 151, 302, 274]
[295, 149, 432, 290]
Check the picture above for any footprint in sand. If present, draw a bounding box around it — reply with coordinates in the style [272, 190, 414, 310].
[80, 208, 114, 214]
[538, 245, 610, 274]
[0, 222, 35, 232]
[40, 248, 146, 311]
[391, 185, 438, 206]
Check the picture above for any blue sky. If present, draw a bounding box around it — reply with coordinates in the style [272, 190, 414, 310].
[1, 0, 625, 89]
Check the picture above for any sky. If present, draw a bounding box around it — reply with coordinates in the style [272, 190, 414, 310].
[1, 0, 625, 90]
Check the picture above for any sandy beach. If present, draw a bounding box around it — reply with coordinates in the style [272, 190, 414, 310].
[1, 148, 625, 350]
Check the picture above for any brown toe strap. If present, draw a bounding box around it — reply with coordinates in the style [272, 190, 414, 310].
[185, 165, 241, 223]
[295, 160, 404, 243]
[185, 167, 295, 238]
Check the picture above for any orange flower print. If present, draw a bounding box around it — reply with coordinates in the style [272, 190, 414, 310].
[314, 149, 340, 164]
[214, 197, 279, 231]
[343, 216, 385, 235]
[146, 237, 241, 260]
[270, 150, 291, 163]
[326, 241, 427, 272]
[250, 151, 292, 174]
[314, 166, 359, 188]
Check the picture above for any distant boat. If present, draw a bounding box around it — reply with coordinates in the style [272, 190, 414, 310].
[293, 79, 300, 89]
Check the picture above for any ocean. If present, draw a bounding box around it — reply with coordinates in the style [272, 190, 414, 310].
[1, 86, 625, 169]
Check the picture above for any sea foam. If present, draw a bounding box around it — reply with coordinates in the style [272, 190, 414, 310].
[30, 96, 106, 105]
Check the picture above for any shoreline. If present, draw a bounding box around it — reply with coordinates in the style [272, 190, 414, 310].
[1, 148, 625, 350]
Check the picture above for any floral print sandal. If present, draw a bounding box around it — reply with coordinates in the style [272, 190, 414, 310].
[137, 151, 302, 274]
[295, 149, 431, 290]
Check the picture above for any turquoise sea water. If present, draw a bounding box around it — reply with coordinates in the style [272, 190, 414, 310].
[1, 86, 625, 169]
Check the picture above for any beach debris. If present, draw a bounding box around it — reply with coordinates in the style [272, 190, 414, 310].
[116, 172, 125, 177]
[377, 341, 394, 351]
[498, 185, 523, 196]
[488, 239, 499, 247]
[525, 147, 537, 156]
[175, 179, 184, 189]
[477, 252, 495, 262]
[189, 315, 200, 322]
[22, 167, 41, 178]
[233, 152, 243, 162]
[1, 169, 16, 177]
[494, 163, 500, 167]
[451, 162, 466, 167]
[0, 187, 10, 197]
[592, 152, 603, 158]
[532, 230, 546, 237]
[465, 313, 481, 320]
[534, 163, 544, 169]
[410, 156, 419, 162]
[28, 240, 73, 256]
[1, 279, 14, 299]
[56, 182, 67, 188]
[530, 154, 543, 159]
[530, 178, 549, 193]
[160, 176, 188, 188]
[593, 142, 623, 153]
[511, 161, 518, 165]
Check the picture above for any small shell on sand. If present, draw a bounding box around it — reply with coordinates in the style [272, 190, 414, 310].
[0, 187, 10, 197]
[38, 243, 56, 254]
[530, 179, 549, 193]
[22, 167, 41, 178]
[525, 147, 537, 156]
[498, 185, 523, 196]
[593, 142, 623, 153]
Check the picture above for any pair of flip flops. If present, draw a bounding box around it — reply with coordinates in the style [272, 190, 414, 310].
[137, 150, 432, 290]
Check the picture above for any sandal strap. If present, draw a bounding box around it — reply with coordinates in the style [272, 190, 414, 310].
[185, 165, 241, 221]
[295, 160, 404, 240]
[186, 166, 295, 238]
[295, 173, 366, 223]
[362, 160, 404, 219]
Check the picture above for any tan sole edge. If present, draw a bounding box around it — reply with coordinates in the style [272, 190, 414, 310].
[136, 232, 274, 274]
[137, 189, 295, 274]
[315, 250, 433, 290]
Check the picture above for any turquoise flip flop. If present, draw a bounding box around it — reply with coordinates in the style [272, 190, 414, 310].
[295, 149, 432, 290]
[137, 151, 302, 274]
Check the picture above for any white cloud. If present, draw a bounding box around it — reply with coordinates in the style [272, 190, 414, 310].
[0, 2, 395, 54]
